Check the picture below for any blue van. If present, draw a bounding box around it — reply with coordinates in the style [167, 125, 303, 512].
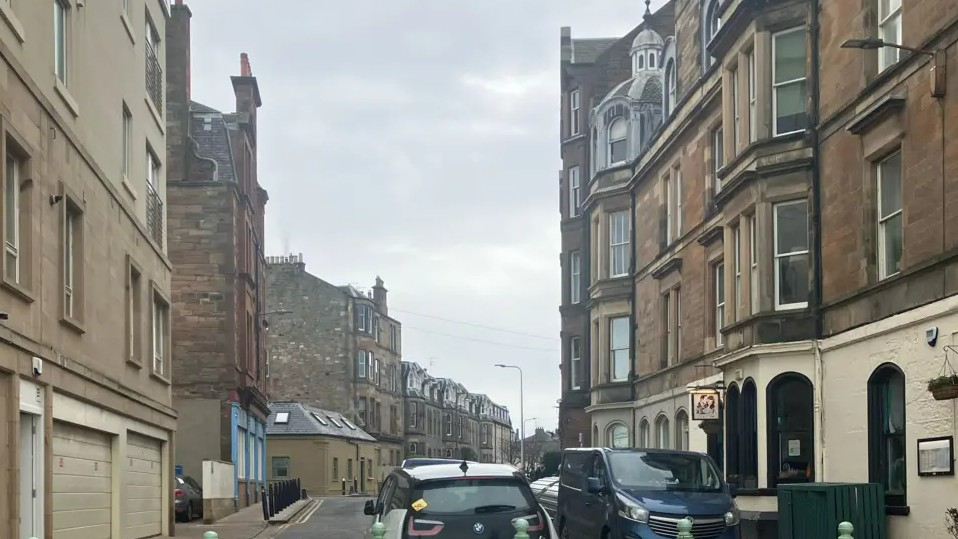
[556, 448, 739, 539]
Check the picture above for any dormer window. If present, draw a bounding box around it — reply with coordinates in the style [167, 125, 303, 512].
[649, 53, 656, 68]
[608, 118, 627, 165]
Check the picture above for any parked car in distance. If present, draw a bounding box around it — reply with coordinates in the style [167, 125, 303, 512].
[556, 448, 739, 539]
[363, 462, 557, 539]
[529, 476, 559, 519]
[174, 474, 203, 522]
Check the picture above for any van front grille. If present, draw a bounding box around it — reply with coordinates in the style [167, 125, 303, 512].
[647, 515, 726, 539]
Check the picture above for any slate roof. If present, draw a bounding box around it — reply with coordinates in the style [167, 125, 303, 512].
[571, 38, 618, 63]
[189, 100, 236, 182]
[267, 402, 376, 442]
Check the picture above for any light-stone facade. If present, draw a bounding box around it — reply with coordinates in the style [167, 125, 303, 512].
[0, 1, 175, 537]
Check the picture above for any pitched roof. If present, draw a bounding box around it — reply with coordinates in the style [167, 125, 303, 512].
[571, 38, 618, 63]
[189, 100, 236, 182]
[267, 402, 376, 442]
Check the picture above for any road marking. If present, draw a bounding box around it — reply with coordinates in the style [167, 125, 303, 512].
[291, 499, 323, 525]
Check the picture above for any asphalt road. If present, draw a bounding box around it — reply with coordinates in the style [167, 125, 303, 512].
[276, 496, 373, 539]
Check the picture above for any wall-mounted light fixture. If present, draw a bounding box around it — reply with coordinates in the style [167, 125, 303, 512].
[841, 38, 946, 98]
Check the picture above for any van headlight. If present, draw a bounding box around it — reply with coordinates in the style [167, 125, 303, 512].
[724, 501, 741, 526]
[615, 493, 649, 523]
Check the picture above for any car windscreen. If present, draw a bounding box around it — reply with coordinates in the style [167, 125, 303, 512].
[413, 478, 537, 515]
[607, 452, 723, 492]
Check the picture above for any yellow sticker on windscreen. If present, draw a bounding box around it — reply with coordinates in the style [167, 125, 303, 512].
[411, 499, 428, 511]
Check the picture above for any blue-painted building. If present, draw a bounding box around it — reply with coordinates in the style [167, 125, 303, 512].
[233, 403, 268, 504]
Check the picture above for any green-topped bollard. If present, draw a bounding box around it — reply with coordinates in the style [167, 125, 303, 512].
[676, 517, 694, 539]
[838, 522, 854, 539]
[202, 532, 218, 539]
[371, 520, 387, 539]
[512, 517, 530, 539]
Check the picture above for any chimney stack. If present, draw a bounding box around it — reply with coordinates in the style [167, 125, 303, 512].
[373, 276, 388, 315]
[166, 0, 192, 182]
[231, 52, 262, 124]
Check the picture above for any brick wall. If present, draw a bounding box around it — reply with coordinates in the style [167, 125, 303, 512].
[265, 261, 356, 416]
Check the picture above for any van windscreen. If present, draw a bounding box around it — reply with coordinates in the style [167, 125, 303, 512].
[607, 452, 722, 492]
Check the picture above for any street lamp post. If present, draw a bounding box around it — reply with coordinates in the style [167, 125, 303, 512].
[495, 364, 524, 472]
[841, 38, 946, 97]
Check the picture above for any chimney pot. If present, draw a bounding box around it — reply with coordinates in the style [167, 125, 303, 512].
[240, 53, 252, 76]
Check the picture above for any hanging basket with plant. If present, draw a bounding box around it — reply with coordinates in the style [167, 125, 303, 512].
[929, 347, 958, 401]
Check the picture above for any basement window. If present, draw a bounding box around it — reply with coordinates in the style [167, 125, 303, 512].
[275, 412, 289, 425]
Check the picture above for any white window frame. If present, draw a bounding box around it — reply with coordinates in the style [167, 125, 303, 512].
[64, 210, 76, 318]
[610, 316, 629, 382]
[749, 216, 759, 314]
[570, 336, 582, 390]
[122, 105, 133, 180]
[570, 250, 581, 304]
[570, 89, 581, 136]
[732, 226, 742, 320]
[568, 166, 581, 217]
[4, 152, 20, 283]
[655, 416, 670, 449]
[878, 0, 903, 71]
[731, 66, 740, 150]
[877, 150, 903, 280]
[773, 200, 810, 310]
[608, 118, 627, 165]
[715, 262, 725, 346]
[772, 27, 808, 137]
[609, 211, 629, 278]
[152, 295, 166, 375]
[747, 50, 757, 142]
[665, 60, 677, 115]
[147, 150, 160, 188]
[357, 350, 367, 378]
[674, 288, 682, 361]
[675, 169, 683, 237]
[54, 0, 67, 84]
[713, 126, 724, 194]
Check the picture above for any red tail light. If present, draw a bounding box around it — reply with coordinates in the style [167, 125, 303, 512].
[174, 489, 185, 497]
[405, 517, 444, 536]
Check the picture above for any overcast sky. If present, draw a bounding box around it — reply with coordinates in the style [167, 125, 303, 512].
[186, 0, 655, 433]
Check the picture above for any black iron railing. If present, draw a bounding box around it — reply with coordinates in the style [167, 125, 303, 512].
[145, 46, 163, 114]
[146, 182, 163, 245]
[261, 478, 305, 520]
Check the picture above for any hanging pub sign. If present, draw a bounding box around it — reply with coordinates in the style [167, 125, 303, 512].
[690, 390, 720, 421]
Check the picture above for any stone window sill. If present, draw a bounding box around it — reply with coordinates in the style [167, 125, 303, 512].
[127, 357, 143, 369]
[55, 79, 80, 118]
[150, 370, 171, 385]
[2, 278, 35, 303]
[0, 1, 25, 43]
[60, 315, 86, 335]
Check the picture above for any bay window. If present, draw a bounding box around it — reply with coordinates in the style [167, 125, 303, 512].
[714, 262, 725, 346]
[610, 316, 629, 382]
[609, 211, 629, 278]
[608, 119, 627, 165]
[772, 27, 808, 136]
[773, 200, 809, 310]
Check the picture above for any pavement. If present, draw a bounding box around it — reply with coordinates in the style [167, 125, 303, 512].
[168, 498, 317, 539]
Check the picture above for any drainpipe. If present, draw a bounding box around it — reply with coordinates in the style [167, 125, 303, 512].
[629, 188, 638, 447]
[347, 440, 361, 494]
[809, 0, 826, 482]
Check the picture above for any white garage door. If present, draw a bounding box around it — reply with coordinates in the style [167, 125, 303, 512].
[124, 432, 163, 538]
[52, 421, 112, 539]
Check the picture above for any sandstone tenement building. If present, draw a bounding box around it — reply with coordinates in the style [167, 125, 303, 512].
[165, 0, 269, 510]
[0, 0, 175, 537]
[559, 0, 958, 537]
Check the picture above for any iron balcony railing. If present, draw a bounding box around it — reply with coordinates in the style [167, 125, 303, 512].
[146, 182, 163, 245]
[145, 46, 163, 114]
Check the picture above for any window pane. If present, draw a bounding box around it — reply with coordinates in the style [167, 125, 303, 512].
[777, 252, 809, 306]
[881, 213, 902, 276]
[775, 201, 809, 254]
[612, 426, 629, 448]
[774, 30, 806, 83]
[716, 264, 725, 301]
[611, 317, 629, 349]
[775, 81, 807, 133]
[610, 139, 626, 163]
[879, 153, 902, 218]
[4, 155, 15, 244]
[609, 119, 627, 140]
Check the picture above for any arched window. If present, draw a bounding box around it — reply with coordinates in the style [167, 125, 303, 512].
[655, 415, 670, 449]
[639, 419, 650, 448]
[703, 0, 721, 68]
[608, 118, 627, 165]
[608, 423, 630, 448]
[638, 54, 645, 70]
[868, 364, 906, 507]
[725, 383, 740, 480]
[649, 52, 656, 69]
[664, 60, 677, 116]
[675, 409, 689, 450]
[409, 442, 418, 455]
[767, 373, 814, 487]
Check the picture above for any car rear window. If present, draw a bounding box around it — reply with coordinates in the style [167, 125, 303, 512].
[413, 478, 536, 515]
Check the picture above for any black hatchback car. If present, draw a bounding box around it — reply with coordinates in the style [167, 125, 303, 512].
[363, 462, 556, 539]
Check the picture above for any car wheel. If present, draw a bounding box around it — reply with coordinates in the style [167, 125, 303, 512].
[558, 520, 569, 539]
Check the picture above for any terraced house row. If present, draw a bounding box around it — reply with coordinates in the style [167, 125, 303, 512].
[557, 0, 958, 537]
[402, 361, 512, 464]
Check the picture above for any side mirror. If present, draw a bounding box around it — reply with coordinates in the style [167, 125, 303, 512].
[586, 477, 603, 494]
[363, 499, 377, 515]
